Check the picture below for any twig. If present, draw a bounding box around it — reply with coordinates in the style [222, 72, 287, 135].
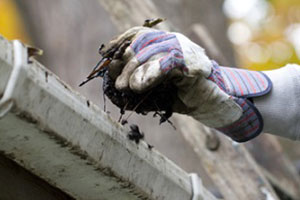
[154, 103, 176, 130]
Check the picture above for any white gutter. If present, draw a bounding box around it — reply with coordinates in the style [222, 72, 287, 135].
[0, 36, 216, 200]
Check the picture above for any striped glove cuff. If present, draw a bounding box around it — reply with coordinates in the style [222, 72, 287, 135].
[208, 61, 272, 142]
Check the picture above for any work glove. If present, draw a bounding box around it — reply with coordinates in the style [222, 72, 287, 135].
[102, 27, 272, 142]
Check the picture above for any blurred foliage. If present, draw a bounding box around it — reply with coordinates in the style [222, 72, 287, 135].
[227, 0, 300, 70]
[0, 0, 30, 43]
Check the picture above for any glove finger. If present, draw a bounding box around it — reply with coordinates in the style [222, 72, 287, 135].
[107, 30, 172, 81]
[173, 33, 212, 77]
[115, 56, 140, 90]
[129, 58, 165, 93]
[108, 46, 136, 79]
[108, 59, 124, 80]
[113, 40, 131, 60]
[129, 48, 189, 93]
[108, 30, 164, 80]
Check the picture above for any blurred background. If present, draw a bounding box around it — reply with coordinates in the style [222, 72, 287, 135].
[2, 0, 300, 70]
[224, 0, 300, 70]
[1, 0, 300, 195]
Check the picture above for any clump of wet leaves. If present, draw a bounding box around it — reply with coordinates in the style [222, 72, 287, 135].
[127, 124, 144, 144]
[102, 70, 177, 124]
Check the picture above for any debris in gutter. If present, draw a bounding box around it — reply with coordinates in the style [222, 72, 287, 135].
[127, 124, 144, 144]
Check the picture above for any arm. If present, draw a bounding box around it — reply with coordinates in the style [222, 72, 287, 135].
[102, 27, 299, 142]
[254, 64, 300, 140]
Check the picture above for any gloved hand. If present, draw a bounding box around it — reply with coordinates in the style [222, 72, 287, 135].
[103, 27, 242, 127]
[103, 27, 272, 142]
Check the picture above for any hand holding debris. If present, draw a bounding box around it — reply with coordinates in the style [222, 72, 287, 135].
[99, 27, 243, 128]
[80, 19, 300, 143]
[80, 20, 284, 143]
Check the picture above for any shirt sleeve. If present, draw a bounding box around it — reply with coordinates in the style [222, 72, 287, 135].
[253, 64, 300, 141]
